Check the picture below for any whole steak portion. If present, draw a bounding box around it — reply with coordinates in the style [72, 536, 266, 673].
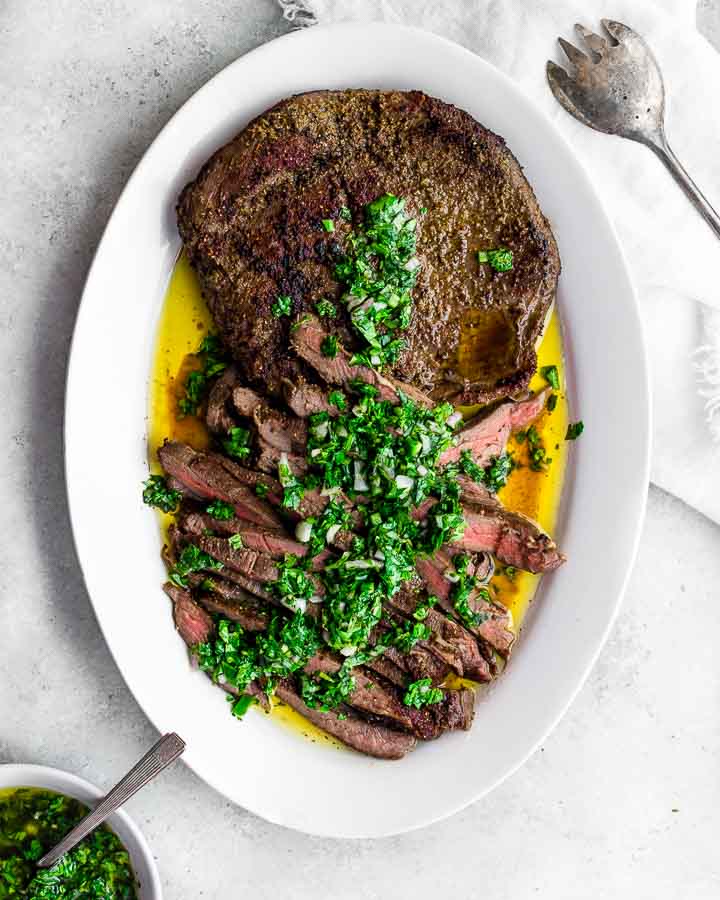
[177, 89, 560, 404]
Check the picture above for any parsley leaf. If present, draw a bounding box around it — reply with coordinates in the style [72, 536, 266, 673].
[142, 474, 181, 513]
[566, 421, 584, 441]
[540, 364, 560, 390]
[315, 298, 337, 318]
[320, 335, 339, 358]
[223, 426, 251, 460]
[271, 294, 292, 317]
[403, 677, 444, 708]
[169, 544, 223, 588]
[206, 499, 235, 521]
[477, 247, 513, 272]
[178, 334, 228, 418]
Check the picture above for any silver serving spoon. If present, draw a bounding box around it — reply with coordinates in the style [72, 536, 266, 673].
[547, 18, 720, 239]
[37, 732, 185, 870]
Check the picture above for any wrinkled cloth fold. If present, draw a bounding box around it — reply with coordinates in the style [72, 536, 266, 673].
[276, 0, 720, 523]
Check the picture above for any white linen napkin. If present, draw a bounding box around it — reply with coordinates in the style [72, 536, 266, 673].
[277, 0, 720, 524]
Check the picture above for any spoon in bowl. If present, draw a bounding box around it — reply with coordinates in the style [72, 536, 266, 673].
[37, 732, 185, 870]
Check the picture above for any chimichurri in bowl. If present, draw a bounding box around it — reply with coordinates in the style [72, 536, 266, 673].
[0, 788, 137, 899]
[0, 766, 161, 900]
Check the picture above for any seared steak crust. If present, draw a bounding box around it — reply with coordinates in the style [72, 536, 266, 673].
[177, 89, 560, 403]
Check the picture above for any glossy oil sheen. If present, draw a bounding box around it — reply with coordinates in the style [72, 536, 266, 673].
[148, 253, 567, 739]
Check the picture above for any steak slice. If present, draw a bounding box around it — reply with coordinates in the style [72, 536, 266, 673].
[406, 688, 475, 741]
[439, 389, 549, 466]
[165, 583, 214, 646]
[177, 89, 559, 404]
[291, 316, 433, 408]
[452, 504, 565, 573]
[412, 493, 564, 574]
[177, 508, 320, 562]
[158, 441, 283, 530]
[206, 365, 241, 434]
[303, 650, 414, 732]
[415, 551, 515, 656]
[282, 377, 339, 418]
[253, 404, 308, 456]
[196, 587, 270, 632]
[232, 385, 264, 418]
[385, 583, 492, 682]
[255, 438, 309, 477]
[275, 681, 416, 759]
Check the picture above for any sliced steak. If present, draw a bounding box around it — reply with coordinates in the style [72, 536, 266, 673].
[253, 404, 308, 455]
[209, 454, 284, 505]
[211, 566, 273, 602]
[232, 385, 264, 418]
[164, 583, 213, 646]
[415, 550, 515, 657]
[407, 688, 475, 741]
[275, 681, 416, 760]
[282, 377, 339, 418]
[255, 438, 309, 477]
[177, 89, 559, 404]
[188, 535, 326, 596]
[363, 654, 409, 689]
[440, 389, 549, 467]
[385, 584, 492, 683]
[453, 504, 565, 573]
[291, 316, 433, 408]
[412, 492, 564, 574]
[206, 365, 241, 434]
[177, 508, 322, 562]
[158, 441, 283, 530]
[303, 650, 414, 732]
[196, 588, 270, 632]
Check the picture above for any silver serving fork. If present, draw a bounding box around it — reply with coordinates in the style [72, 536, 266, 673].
[547, 19, 720, 239]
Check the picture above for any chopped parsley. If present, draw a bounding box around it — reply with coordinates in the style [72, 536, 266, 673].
[321, 218, 335, 233]
[566, 421, 584, 441]
[300, 666, 356, 712]
[271, 294, 293, 317]
[327, 389, 347, 410]
[254, 482, 270, 499]
[278, 454, 305, 510]
[403, 677, 443, 708]
[335, 194, 420, 369]
[477, 247, 514, 272]
[546, 393, 558, 413]
[196, 613, 320, 698]
[142, 474, 181, 513]
[320, 334, 339, 359]
[0, 788, 138, 899]
[178, 334, 228, 418]
[448, 554, 489, 629]
[315, 298, 337, 318]
[206, 499, 235, 521]
[339, 206, 352, 221]
[169, 543, 223, 587]
[540, 364, 560, 390]
[516, 424, 551, 472]
[222, 426, 251, 461]
[228, 533, 244, 551]
[457, 450, 514, 493]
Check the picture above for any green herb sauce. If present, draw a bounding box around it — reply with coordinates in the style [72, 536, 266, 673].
[0, 788, 138, 899]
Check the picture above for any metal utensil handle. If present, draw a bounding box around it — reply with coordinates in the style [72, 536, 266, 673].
[650, 133, 720, 240]
[37, 732, 185, 869]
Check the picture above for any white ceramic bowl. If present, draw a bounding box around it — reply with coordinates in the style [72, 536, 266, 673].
[0, 764, 161, 899]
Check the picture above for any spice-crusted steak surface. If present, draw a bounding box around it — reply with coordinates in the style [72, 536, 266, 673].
[177, 89, 560, 404]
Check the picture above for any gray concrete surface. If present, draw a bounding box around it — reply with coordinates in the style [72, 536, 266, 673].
[1, 2, 719, 898]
